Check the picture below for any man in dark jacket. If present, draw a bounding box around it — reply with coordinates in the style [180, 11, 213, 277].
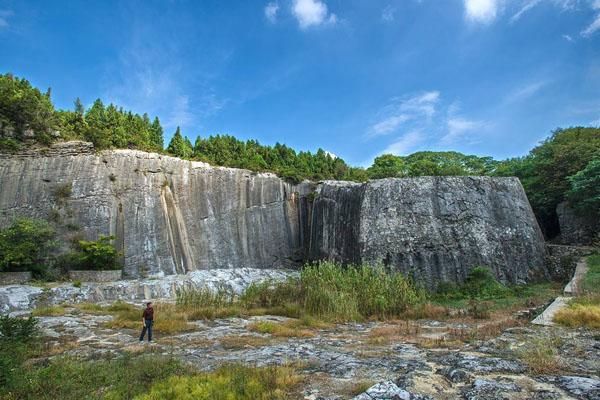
[139, 302, 154, 342]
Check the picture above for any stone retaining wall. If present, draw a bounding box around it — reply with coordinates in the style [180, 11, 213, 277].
[0, 271, 32, 285]
[69, 270, 122, 282]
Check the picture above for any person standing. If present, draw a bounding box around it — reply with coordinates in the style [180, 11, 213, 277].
[139, 302, 154, 343]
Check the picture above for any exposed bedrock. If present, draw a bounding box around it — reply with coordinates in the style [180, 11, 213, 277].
[309, 177, 548, 288]
[0, 142, 313, 278]
[0, 142, 548, 287]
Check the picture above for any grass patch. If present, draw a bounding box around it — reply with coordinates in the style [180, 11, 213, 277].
[248, 320, 315, 338]
[31, 305, 68, 317]
[103, 302, 194, 334]
[136, 364, 302, 400]
[433, 267, 561, 313]
[517, 336, 565, 375]
[554, 302, 600, 329]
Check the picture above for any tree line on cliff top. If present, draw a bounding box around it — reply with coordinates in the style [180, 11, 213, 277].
[1, 73, 599, 238]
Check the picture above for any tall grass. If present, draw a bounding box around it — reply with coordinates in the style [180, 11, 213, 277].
[301, 262, 424, 321]
[175, 261, 425, 323]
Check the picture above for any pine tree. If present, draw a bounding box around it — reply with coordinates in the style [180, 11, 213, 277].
[167, 127, 192, 158]
[150, 117, 164, 150]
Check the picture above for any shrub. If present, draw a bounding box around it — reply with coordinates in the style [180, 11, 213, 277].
[136, 364, 301, 400]
[0, 218, 55, 275]
[53, 182, 72, 199]
[67, 235, 122, 271]
[0, 315, 38, 342]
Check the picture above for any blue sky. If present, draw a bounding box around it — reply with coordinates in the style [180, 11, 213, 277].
[1, 0, 599, 165]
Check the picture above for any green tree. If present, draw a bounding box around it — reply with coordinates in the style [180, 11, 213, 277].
[367, 154, 405, 179]
[0, 218, 55, 274]
[0, 73, 57, 143]
[495, 127, 600, 236]
[167, 127, 193, 158]
[567, 156, 600, 218]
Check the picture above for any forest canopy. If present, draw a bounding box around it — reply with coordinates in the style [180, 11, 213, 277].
[1, 73, 599, 238]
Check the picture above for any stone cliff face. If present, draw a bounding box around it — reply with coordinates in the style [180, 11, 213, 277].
[0, 142, 547, 286]
[0, 142, 312, 277]
[309, 177, 548, 288]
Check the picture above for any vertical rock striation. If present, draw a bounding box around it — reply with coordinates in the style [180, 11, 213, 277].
[0, 142, 547, 286]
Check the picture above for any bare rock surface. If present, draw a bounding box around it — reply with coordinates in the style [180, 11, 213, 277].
[29, 304, 600, 400]
[309, 177, 547, 289]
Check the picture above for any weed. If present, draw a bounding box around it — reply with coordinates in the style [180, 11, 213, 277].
[31, 305, 67, 317]
[517, 336, 566, 374]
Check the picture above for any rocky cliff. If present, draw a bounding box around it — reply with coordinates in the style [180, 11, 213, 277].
[0, 142, 547, 286]
[309, 177, 548, 288]
[0, 142, 312, 278]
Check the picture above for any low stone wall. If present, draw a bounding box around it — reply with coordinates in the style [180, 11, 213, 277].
[69, 270, 122, 282]
[0, 271, 32, 285]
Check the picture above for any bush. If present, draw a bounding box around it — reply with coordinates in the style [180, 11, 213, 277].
[0, 218, 55, 275]
[0, 315, 38, 342]
[64, 235, 121, 271]
[435, 267, 510, 301]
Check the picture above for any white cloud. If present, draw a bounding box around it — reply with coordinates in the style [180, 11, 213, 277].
[0, 9, 13, 29]
[581, 13, 600, 36]
[292, 0, 337, 29]
[381, 5, 396, 22]
[442, 117, 483, 144]
[510, 0, 541, 23]
[563, 33, 574, 41]
[382, 131, 424, 155]
[365, 91, 440, 138]
[264, 2, 279, 23]
[464, 0, 498, 24]
[504, 81, 546, 104]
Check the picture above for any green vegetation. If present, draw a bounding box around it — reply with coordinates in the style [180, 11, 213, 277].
[177, 262, 425, 323]
[0, 73, 56, 146]
[581, 254, 600, 295]
[517, 336, 565, 374]
[433, 267, 560, 312]
[0, 218, 55, 276]
[0, 217, 121, 278]
[494, 127, 600, 237]
[367, 151, 498, 179]
[136, 364, 301, 400]
[567, 158, 600, 219]
[65, 235, 122, 271]
[0, 73, 164, 153]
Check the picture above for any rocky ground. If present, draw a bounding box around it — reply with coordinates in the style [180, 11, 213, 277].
[34, 305, 600, 400]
